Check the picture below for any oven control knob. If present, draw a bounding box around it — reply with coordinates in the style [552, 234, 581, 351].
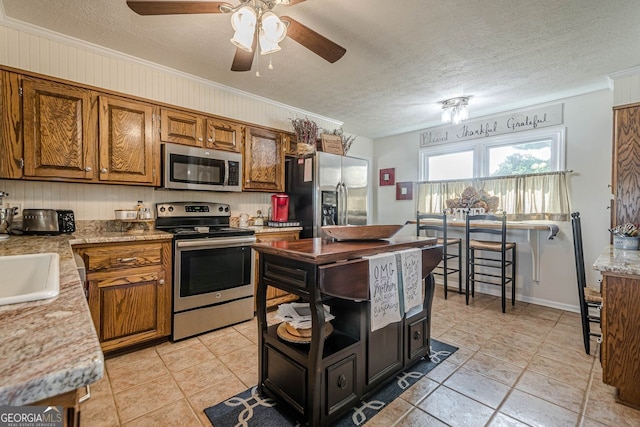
[224, 206, 229, 212]
[159, 207, 166, 212]
[216, 293, 222, 299]
[218, 206, 223, 212]
[168, 206, 174, 212]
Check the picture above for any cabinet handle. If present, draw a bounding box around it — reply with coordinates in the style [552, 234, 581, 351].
[413, 331, 422, 341]
[116, 257, 137, 263]
[100, 168, 108, 173]
[208, 138, 213, 142]
[158, 279, 165, 285]
[78, 385, 91, 403]
[337, 375, 348, 389]
[198, 137, 203, 141]
[85, 166, 92, 172]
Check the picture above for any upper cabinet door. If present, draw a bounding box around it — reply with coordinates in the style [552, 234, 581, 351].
[205, 119, 243, 152]
[0, 71, 23, 179]
[243, 126, 284, 192]
[613, 104, 640, 228]
[160, 108, 204, 147]
[98, 95, 157, 185]
[22, 78, 96, 179]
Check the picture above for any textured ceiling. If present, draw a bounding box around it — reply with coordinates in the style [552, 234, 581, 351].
[2, 0, 640, 139]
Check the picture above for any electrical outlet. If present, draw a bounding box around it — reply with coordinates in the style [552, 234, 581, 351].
[7, 202, 22, 217]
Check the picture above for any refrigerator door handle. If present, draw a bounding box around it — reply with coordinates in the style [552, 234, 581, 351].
[335, 182, 343, 225]
[341, 182, 349, 225]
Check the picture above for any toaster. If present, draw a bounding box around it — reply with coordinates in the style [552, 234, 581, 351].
[22, 209, 76, 235]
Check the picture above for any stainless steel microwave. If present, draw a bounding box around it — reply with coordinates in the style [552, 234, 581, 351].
[162, 143, 242, 192]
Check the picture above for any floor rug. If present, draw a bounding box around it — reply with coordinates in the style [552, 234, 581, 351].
[204, 339, 457, 427]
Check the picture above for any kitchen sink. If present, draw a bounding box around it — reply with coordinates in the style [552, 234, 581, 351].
[0, 253, 60, 306]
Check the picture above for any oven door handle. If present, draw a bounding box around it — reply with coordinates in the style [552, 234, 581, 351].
[176, 236, 256, 249]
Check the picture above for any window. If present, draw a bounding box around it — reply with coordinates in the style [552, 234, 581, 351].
[419, 127, 565, 181]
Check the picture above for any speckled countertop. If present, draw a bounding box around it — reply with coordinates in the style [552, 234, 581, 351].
[0, 225, 172, 406]
[0, 223, 298, 405]
[593, 244, 640, 276]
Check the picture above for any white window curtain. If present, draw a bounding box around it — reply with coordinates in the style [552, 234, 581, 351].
[416, 171, 571, 221]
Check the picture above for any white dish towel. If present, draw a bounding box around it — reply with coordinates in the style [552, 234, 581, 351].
[365, 252, 402, 332]
[397, 248, 423, 314]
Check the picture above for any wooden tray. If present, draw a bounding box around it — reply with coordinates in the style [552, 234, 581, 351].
[276, 322, 333, 344]
[321, 224, 404, 241]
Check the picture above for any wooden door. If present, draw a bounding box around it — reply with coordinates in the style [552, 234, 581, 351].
[612, 104, 640, 227]
[160, 108, 204, 147]
[244, 126, 284, 192]
[87, 268, 169, 352]
[204, 118, 243, 152]
[98, 95, 157, 184]
[0, 72, 23, 178]
[22, 78, 96, 179]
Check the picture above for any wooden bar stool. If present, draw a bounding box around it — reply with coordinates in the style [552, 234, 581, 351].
[465, 212, 516, 312]
[570, 212, 602, 355]
[417, 211, 462, 299]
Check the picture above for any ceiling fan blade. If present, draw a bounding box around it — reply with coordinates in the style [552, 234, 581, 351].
[280, 16, 346, 63]
[126, 1, 232, 15]
[231, 33, 257, 72]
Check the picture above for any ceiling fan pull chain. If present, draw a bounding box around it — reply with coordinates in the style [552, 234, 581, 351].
[268, 55, 274, 70]
[256, 50, 260, 77]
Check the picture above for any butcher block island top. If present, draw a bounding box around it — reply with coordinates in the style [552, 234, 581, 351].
[252, 236, 442, 426]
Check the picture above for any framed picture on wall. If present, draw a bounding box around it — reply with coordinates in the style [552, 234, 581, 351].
[379, 168, 395, 186]
[396, 182, 413, 200]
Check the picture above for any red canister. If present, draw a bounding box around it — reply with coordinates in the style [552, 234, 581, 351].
[271, 194, 289, 222]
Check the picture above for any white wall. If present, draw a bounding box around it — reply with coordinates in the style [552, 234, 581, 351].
[0, 16, 373, 221]
[373, 90, 614, 311]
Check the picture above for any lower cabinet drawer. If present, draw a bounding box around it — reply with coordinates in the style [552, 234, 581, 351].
[407, 316, 428, 361]
[264, 345, 307, 415]
[326, 354, 358, 416]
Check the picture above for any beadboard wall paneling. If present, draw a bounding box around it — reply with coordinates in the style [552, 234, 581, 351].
[612, 70, 640, 106]
[0, 179, 272, 220]
[0, 21, 343, 132]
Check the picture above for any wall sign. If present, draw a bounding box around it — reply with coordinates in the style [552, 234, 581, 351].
[420, 103, 564, 147]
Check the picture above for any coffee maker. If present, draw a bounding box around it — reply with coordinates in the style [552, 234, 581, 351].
[271, 194, 290, 222]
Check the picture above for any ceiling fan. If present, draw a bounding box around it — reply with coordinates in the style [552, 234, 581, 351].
[126, 0, 347, 72]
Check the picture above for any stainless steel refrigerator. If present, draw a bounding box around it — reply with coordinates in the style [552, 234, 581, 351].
[285, 152, 369, 238]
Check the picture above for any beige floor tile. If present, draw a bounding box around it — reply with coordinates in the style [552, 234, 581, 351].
[536, 341, 594, 371]
[185, 378, 248, 427]
[122, 398, 202, 427]
[500, 389, 579, 427]
[200, 330, 254, 357]
[105, 347, 158, 372]
[527, 354, 591, 390]
[393, 407, 449, 426]
[399, 377, 440, 405]
[108, 354, 170, 393]
[159, 341, 217, 373]
[488, 412, 530, 426]
[557, 310, 581, 326]
[521, 304, 563, 322]
[505, 315, 556, 340]
[441, 328, 488, 351]
[418, 385, 495, 426]
[172, 358, 237, 396]
[425, 360, 458, 384]
[478, 340, 535, 368]
[234, 365, 259, 389]
[364, 397, 413, 427]
[154, 336, 201, 356]
[444, 367, 510, 408]
[80, 390, 120, 427]
[491, 329, 544, 352]
[463, 352, 524, 386]
[515, 370, 585, 413]
[580, 416, 610, 427]
[453, 319, 501, 339]
[216, 345, 259, 372]
[584, 380, 640, 426]
[443, 346, 475, 366]
[197, 326, 236, 345]
[113, 375, 183, 424]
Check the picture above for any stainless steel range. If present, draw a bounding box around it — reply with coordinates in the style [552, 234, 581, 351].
[156, 201, 256, 341]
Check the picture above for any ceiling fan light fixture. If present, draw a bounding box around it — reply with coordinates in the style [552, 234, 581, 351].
[258, 12, 287, 54]
[230, 6, 257, 52]
[441, 97, 469, 124]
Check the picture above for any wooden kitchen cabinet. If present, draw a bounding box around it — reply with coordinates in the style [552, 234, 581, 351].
[160, 108, 204, 147]
[22, 77, 97, 180]
[244, 126, 285, 192]
[254, 230, 300, 309]
[0, 71, 22, 178]
[205, 118, 243, 152]
[98, 95, 158, 185]
[74, 240, 172, 353]
[612, 103, 640, 228]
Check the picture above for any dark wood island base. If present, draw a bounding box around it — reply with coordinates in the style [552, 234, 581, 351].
[253, 236, 442, 426]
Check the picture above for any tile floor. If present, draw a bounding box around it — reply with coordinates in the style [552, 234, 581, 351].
[80, 289, 640, 426]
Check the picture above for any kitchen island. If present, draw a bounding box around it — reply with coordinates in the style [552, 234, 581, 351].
[253, 236, 441, 426]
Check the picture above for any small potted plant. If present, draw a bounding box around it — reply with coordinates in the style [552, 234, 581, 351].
[610, 223, 640, 250]
[290, 117, 318, 150]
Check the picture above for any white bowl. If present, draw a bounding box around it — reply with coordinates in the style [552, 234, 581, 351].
[115, 210, 138, 220]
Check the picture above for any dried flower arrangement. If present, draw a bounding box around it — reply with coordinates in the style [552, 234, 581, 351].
[290, 117, 319, 146]
[446, 186, 499, 212]
[331, 128, 357, 155]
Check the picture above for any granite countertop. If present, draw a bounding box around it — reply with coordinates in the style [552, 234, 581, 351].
[0, 227, 172, 406]
[593, 244, 640, 276]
